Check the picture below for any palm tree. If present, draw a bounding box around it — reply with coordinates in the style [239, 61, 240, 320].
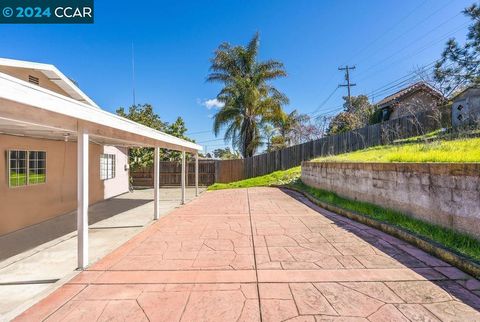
[207, 33, 288, 157]
[277, 109, 310, 145]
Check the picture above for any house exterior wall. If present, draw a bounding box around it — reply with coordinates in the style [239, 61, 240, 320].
[389, 91, 439, 120]
[452, 88, 480, 127]
[103, 145, 129, 199]
[301, 161, 480, 239]
[0, 134, 129, 236]
[0, 66, 70, 97]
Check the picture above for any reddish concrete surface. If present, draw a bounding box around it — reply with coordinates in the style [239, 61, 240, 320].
[15, 188, 480, 321]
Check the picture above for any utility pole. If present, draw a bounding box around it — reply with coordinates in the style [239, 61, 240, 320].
[338, 65, 356, 110]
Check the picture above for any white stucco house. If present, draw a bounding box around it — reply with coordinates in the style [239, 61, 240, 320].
[0, 58, 201, 268]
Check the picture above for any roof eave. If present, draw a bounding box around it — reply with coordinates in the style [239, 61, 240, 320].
[0, 72, 202, 152]
[0, 57, 100, 109]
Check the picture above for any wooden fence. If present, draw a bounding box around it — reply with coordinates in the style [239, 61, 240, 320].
[132, 110, 450, 185]
[217, 110, 449, 182]
[214, 159, 245, 183]
[131, 160, 216, 187]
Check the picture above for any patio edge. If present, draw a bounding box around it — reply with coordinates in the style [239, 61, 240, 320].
[278, 185, 480, 279]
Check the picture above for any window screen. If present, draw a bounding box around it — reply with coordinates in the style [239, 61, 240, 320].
[100, 154, 116, 180]
[28, 151, 47, 184]
[8, 150, 46, 187]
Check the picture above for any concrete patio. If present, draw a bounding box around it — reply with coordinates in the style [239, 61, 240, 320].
[0, 187, 205, 321]
[12, 187, 480, 321]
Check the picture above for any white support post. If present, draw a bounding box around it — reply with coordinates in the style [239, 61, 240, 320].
[77, 127, 89, 270]
[195, 152, 199, 197]
[154, 147, 160, 220]
[181, 151, 186, 204]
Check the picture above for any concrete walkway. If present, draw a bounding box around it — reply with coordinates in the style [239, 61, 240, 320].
[13, 187, 480, 321]
[0, 187, 204, 321]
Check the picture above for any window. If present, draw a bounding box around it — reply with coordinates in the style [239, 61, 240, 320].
[100, 154, 115, 180]
[28, 151, 47, 185]
[8, 150, 46, 187]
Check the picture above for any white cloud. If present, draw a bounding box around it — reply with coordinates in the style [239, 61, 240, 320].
[199, 98, 224, 110]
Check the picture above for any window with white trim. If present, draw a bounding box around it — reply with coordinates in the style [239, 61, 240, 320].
[8, 150, 46, 187]
[100, 154, 116, 180]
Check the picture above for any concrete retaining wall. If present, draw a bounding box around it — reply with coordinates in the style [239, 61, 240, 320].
[301, 162, 480, 238]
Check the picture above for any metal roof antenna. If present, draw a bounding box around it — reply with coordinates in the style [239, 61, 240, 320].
[132, 41, 136, 107]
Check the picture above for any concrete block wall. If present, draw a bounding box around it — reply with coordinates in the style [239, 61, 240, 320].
[301, 162, 480, 238]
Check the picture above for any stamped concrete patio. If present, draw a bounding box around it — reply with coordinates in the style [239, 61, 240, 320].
[15, 187, 480, 321]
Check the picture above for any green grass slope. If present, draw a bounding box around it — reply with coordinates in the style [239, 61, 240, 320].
[313, 137, 480, 163]
[289, 181, 480, 262]
[208, 166, 300, 190]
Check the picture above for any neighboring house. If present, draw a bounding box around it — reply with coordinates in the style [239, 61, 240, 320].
[0, 58, 201, 266]
[376, 82, 445, 121]
[451, 86, 480, 127]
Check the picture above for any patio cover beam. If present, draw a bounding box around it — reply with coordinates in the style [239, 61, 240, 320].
[0, 71, 204, 270]
[0, 73, 202, 153]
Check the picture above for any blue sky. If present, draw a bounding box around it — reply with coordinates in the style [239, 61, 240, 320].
[0, 0, 473, 152]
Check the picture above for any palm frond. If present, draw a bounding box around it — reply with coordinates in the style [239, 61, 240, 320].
[206, 32, 289, 157]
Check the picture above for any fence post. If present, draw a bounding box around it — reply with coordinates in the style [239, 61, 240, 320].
[215, 160, 220, 183]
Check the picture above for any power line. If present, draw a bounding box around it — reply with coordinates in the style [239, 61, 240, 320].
[312, 59, 440, 118]
[345, 0, 428, 64]
[192, 4, 467, 138]
[186, 129, 212, 135]
[311, 65, 420, 118]
[355, 20, 468, 81]
[351, 0, 456, 67]
[311, 104, 345, 119]
[368, 61, 435, 92]
[205, 143, 232, 148]
[368, 78, 417, 101]
[198, 138, 225, 143]
[317, 1, 464, 113]
[308, 87, 339, 115]
[360, 25, 464, 91]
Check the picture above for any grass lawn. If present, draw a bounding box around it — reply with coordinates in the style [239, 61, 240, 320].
[313, 137, 480, 163]
[289, 181, 480, 262]
[208, 166, 300, 190]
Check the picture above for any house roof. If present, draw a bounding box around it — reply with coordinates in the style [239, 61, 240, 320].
[0, 59, 202, 153]
[376, 82, 445, 108]
[451, 85, 480, 100]
[0, 57, 99, 108]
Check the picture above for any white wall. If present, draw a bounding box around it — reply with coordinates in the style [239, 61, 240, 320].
[103, 146, 129, 199]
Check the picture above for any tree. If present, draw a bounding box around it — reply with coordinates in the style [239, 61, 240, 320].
[207, 33, 289, 157]
[262, 124, 277, 151]
[161, 117, 193, 161]
[269, 135, 287, 151]
[266, 110, 325, 150]
[327, 95, 374, 135]
[276, 109, 310, 145]
[212, 147, 239, 159]
[116, 105, 194, 169]
[434, 4, 480, 97]
[327, 112, 357, 135]
[116, 104, 165, 170]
